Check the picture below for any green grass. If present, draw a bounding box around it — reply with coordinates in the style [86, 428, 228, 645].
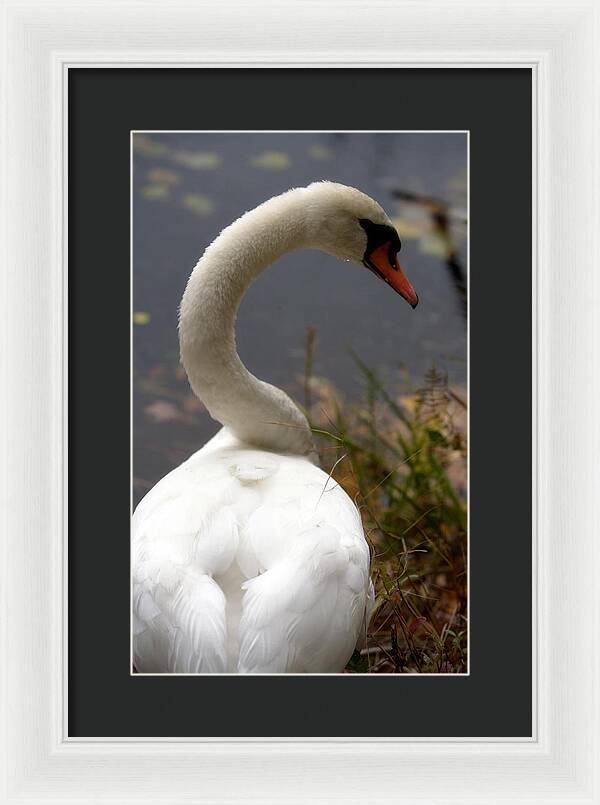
[302, 331, 468, 673]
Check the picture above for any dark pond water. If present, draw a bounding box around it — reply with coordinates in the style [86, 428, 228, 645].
[133, 132, 467, 505]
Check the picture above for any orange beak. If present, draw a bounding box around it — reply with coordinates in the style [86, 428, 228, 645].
[364, 242, 419, 308]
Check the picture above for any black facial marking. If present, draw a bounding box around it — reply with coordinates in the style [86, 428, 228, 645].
[359, 218, 401, 269]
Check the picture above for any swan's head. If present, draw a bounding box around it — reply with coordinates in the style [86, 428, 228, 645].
[303, 181, 418, 308]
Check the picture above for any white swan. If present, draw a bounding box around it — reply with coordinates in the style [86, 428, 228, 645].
[133, 181, 418, 674]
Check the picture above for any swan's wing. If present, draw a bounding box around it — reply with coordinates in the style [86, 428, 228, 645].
[134, 566, 227, 673]
[132, 466, 242, 674]
[237, 480, 371, 673]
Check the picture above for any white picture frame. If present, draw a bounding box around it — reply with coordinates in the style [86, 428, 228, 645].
[1, 1, 598, 802]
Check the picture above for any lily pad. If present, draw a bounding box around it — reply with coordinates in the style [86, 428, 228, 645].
[133, 311, 151, 325]
[181, 193, 215, 216]
[250, 150, 291, 170]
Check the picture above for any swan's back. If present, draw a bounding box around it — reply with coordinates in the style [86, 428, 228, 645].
[132, 429, 373, 673]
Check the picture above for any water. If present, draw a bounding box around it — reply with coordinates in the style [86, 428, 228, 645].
[133, 132, 467, 504]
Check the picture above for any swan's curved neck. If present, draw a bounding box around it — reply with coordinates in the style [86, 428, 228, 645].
[179, 188, 315, 455]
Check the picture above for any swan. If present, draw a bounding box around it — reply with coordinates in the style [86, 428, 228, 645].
[132, 181, 418, 674]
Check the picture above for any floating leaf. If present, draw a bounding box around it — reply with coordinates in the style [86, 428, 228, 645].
[173, 151, 221, 170]
[144, 400, 180, 423]
[133, 311, 151, 325]
[308, 144, 333, 161]
[181, 193, 215, 216]
[141, 184, 170, 200]
[132, 134, 169, 157]
[147, 167, 180, 185]
[250, 150, 291, 170]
